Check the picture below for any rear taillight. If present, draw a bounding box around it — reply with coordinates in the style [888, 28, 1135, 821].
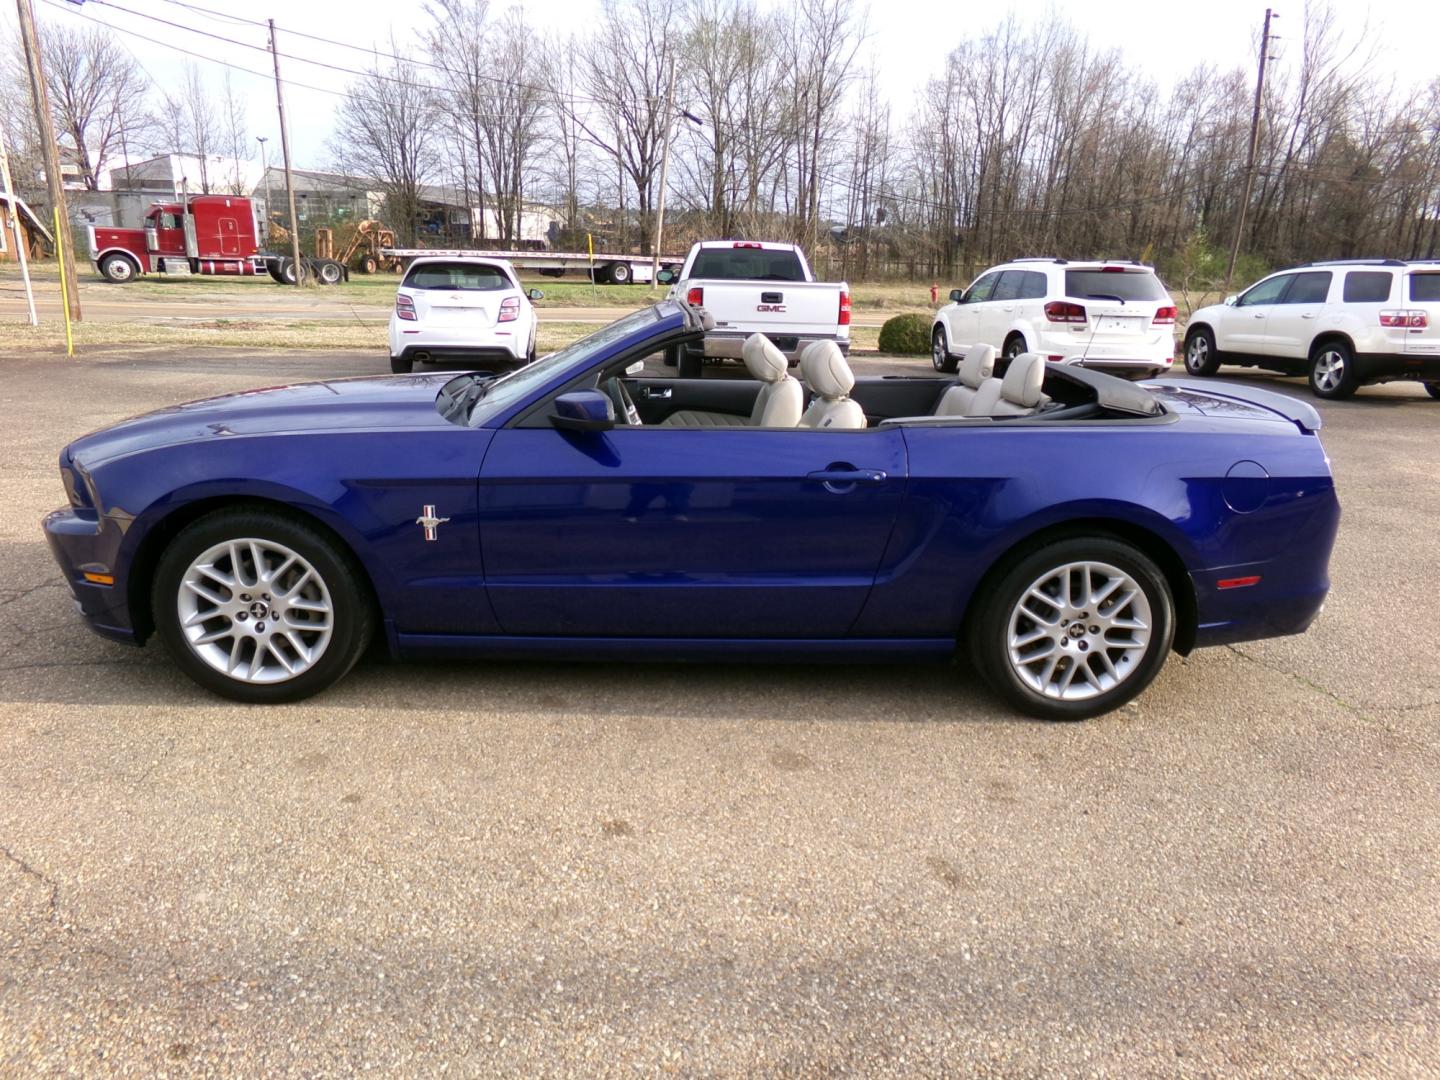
[395, 293, 416, 322]
[498, 296, 521, 323]
[1153, 306, 1177, 325]
[686, 286, 704, 306]
[1380, 309, 1428, 328]
[838, 290, 851, 326]
[1044, 300, 1087, 324]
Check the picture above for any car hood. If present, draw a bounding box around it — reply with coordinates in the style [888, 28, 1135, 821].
[67, 372, 457, 467]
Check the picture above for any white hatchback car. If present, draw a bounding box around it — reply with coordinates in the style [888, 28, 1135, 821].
[388, 256, 542, 374]
[931, 259, 1177, 380]
[1183, 260, 1440, 400]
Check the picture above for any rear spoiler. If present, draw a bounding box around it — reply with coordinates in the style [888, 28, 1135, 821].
[1146, 378, 1323, 433]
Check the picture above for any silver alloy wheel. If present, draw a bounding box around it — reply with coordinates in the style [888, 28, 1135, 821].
[932, 329, 947, 370]
[1313, 349, 1346, 393]
[176, 537, 334, 684]
[1005, 559, 1153, 702]
[1186, 335, 1208, 370]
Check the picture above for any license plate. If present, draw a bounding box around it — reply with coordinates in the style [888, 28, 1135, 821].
[1099, 316, 1142, 332]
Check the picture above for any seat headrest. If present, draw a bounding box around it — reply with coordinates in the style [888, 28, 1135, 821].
[1002, 352, 1046, 408]
[800, 341, 854, 399]
[742, 333, 788, 383]
[960, 343, 996, 389]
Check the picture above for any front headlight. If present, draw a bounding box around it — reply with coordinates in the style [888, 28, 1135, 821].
[59, 451, 98, 512]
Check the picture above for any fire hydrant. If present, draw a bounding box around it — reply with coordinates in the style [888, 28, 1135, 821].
[930, 282, 939, 304]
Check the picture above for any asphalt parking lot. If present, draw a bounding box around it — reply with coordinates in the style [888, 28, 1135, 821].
[2, 346, 1438, 1075]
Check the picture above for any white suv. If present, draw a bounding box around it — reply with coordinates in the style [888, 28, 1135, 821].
[1183, 260, 1440, 400]
[931, 259, 1177, 380]
[389, 256, 542, 374]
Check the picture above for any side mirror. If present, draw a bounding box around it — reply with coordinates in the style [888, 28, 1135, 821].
[949, 288, 964, 303]
[1224, 294, 1238, 307]
[657, 269, 675, 284]
[527, 288, 545, 301]
[549, 390, 615, 433]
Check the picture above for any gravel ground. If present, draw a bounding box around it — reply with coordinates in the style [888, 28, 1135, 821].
[1, 346, 1437, 1076]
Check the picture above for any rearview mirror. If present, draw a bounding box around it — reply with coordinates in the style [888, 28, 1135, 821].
[949, 288, 964, 303]
[657, 269, 675, 284]
[549, 390, 615, 432]
[527, 288, 545, 301]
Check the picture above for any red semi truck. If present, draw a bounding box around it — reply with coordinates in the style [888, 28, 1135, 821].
[86, 194, 345, 285]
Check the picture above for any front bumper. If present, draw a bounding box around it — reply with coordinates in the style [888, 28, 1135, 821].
[42, 507, 140, 644]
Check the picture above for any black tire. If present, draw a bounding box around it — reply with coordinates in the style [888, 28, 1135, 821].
[932, 325, 957, 374]
[1308, 339, 1360, 400]
[967, 536, 1175, 721]
[678, 347, 703, 379]
[662, 344, 680, 367]
[1183, 326, 1221, 376]
[150, 509, 374, 704]
[280, 257, 306, 285]
[609, 262, 632, 285]
[266, 260, 287, 284]
[1002, 334, 1026, 366]
[317, 259, 344, 285]
[99, 252, 137, 283]
[1424, 382, 1440, 400]
[360, 255, 378, 274]
[390, 354, 413, 374]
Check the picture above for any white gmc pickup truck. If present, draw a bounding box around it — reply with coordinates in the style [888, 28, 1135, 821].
[664, 241, 850, 377]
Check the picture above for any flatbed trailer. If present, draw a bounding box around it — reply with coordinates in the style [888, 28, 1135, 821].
[380, 247, 685, 285]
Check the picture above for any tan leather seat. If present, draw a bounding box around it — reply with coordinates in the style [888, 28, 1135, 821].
[661, 334, 803, 428]
[971, 352, 1050, 417]
[797, 341, 865, 429]
[934, 343, 997, 416]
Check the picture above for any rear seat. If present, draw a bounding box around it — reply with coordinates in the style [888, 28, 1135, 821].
[933, 343, 996, 416]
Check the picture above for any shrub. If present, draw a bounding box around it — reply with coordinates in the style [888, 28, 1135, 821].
[877, 312, 933, 356]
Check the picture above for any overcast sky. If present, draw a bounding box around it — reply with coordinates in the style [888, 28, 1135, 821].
[16, 0, 1439, 172]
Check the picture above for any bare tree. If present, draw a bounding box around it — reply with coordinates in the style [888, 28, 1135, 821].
[423, 0, 492, 236]
[218, 72, 250, 196]
[159, 63, 221, 193]
[331, 50, 439, 246]
[474, 9, 548, 245]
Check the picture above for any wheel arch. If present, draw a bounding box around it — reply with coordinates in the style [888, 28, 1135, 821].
[97, 248, 143, 275]
[1308, 330, 1356, 358]
[125, 494, 385, 646]
[960, 515, 1199, 657]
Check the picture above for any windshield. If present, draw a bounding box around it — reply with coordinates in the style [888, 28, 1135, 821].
[1065, 269, 1167, 302]
[403, 262, 513, 291]
[688, 247, 806, 282]
[465, 306, 670, 426]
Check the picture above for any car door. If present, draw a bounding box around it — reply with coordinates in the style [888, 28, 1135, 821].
[945, 271, 1001, 352]
[982, 270, 1027, 346]
[1223, 273, 1294, 353]
[1262, 270, 1332, 363]
[476, 421, 909, 638]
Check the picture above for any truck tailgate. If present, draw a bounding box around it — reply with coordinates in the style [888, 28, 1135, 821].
[696, 280, 846, 337]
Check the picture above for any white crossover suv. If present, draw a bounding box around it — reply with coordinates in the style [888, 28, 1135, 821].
[389, 256, 543, 374]
[1183, 260, 1440, 400]
[931, 259, 1177, 380]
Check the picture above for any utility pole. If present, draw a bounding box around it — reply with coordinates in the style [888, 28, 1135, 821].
[16, 0, 80, 321]
[650, 54, 677, 286]
[1225, 7, 1278, 289]
[268, 20, 305, 287]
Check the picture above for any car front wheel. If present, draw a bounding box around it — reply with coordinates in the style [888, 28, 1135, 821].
[152, 509, 373, 704]
[969, 537, 1175, 720]
[1184, 327, 1221, 376]
[932, 326, 957, 373]
[1308, 340, 1359, 399]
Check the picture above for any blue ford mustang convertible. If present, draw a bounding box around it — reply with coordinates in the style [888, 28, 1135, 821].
[43, 302, 1339, 720]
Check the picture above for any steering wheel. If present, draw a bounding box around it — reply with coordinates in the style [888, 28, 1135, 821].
[605, 376, 642, 426]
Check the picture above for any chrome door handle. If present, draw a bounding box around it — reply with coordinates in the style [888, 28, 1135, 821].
[806, 468, 887, 484]
[1253, 313, 1266, 319]
[642, 387, 672, 398]
[1301, 313, 1317, 319]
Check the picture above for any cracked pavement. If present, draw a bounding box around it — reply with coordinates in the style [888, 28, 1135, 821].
[1, 346, 1438, 1076]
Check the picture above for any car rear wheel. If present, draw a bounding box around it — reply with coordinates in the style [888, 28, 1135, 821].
[99, 253, 137, 283]
[152, 510, 373, 703]
[1184, 327, 1221, 376]
[1308, 340, 1359, 399]
[390, 354, 413, 374]
[969, 537, 1175, 721]
[932, 326, 957, 373]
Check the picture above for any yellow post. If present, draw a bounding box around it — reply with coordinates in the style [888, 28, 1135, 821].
[53, 206, 74, 356]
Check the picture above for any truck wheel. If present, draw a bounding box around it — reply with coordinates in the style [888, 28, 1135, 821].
[662, 345, 680, 367]
[360, 255, 378, 274]
[280, 258, 307, 285]
[317, 260, 344, 285]
[678, 348, 703, 379]
[609, 262, 632, 285]
[99, 253, 137, 283]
